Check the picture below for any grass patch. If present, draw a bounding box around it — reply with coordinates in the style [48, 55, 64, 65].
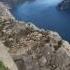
[0, 61, 9, 70]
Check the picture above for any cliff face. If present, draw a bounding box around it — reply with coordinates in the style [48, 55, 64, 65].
[0, 11, 70, 70]
[0, 2, 70, 70]
[58, 0, 70, 10]
[0, 2, 15, 19]
[0, 16, 70, 70]
[0, 42, 18, 70]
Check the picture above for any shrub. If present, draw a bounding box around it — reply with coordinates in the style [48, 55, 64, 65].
[0, 61, 9, 70]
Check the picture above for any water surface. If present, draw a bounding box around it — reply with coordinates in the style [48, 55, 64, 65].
[11, 0, 70, 42]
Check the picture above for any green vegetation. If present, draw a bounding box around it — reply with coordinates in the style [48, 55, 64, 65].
[0, 61, 9, 70]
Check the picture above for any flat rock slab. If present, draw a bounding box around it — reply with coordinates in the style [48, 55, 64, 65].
[0, 41, 18, 70]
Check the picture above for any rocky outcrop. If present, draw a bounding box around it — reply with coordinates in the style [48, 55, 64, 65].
[0, 2, 70, 70]
[0, 16, 70, 70]
[0, 2, 15, 19]
[58, 0, 70, 10]
[0, 41, 18, 70]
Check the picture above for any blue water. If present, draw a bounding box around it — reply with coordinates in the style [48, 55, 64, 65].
[11, 0, 70, 42]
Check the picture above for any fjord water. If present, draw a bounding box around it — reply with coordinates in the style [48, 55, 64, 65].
[11, 0, 70, 42]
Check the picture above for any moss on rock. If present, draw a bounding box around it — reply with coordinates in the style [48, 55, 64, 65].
[0, 61, 9, 70]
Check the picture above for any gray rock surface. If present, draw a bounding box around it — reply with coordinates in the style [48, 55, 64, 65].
[0, 41, 18, 70]
[0, 2, 15, 19]
[0, 2, 70, 70]
[0, 17, 70, 70]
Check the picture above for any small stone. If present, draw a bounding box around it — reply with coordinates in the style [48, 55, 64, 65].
[39, 56, 47, 66]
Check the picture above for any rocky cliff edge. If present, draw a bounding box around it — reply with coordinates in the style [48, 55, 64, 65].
[0, 2, 70, 70]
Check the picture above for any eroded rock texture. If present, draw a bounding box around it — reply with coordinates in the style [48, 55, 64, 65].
[0, 2, 70, 70]
[0, 17, 70, 70]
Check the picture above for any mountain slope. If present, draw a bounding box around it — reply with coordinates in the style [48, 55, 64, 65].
[0, 1, 70, 70]
[58, 0, 70, 10]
